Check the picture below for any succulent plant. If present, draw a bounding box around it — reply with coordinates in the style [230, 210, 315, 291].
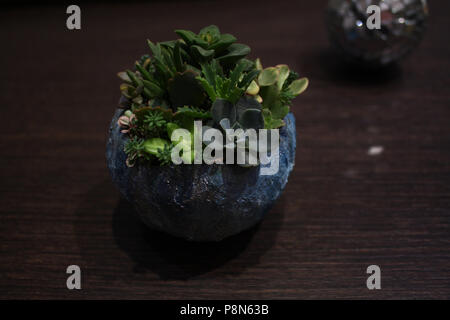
[154, 144, 173, 166]
[123, 137, 148, 167]
[120, 104, 212, 166]
[208, 96, 264, 166]
[247, 59, 309, 129]
[117, 25, 254, 112]
[143, 138, 171, 156]
[117, 110, 136, 133]
[132, 106, 173, 137]
[211, 96, 264, 131]
[173, 106, 211, 129]
[118, 41, 204, 111]
[175, 25, 251, 69]
[124, 132, 173, 167]
[116, 26, 308, 166]
[197, 59, 260, 104]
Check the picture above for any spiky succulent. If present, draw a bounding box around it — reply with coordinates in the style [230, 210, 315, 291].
[197, 59, 260, 104]
[116, 25, 308, 166]
[154, 144, 173, 166]
[124, 137, 148, 167]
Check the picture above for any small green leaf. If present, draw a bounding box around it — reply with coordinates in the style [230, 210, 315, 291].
[120, 83, 131, 93]
[143, 138, 170, 155]
[211, 59, 223, 76]
[147, 40, 162, 60]
[199, 25, 220, 41]
[200, 62, 216, 87]
[159, 40, 177, 48]
[134, 106, 174, 123]
[117, 71, 131, 83]
[175, 29, 209, 48]
[142, 87, 153, 99]
[209, 33, 236, 53]
[276, 64, 290, 91]
[161, 47, 176, 73]
[262, 109, 285, 129]
[135, 62, 152, 81]
[166, 122, 180, 139]
[174, 29, 198, 46]
[238, 58, 255, 71]
[287, 77, 309, 95]
[239, 69, 260, 91]
[173, 41, 184, 72]
[142, 79, 164, 97]
[255, 58, 263, 71]
[155, 144, 173, 166]
[259, 85, 279, 110]
[197, 76, 217, 101]
[175, 106, 211, 120]
[258, 67, 279, 86]
[271, 102, 289, 120]
[153, 58, 174, 82]
[229, 60, 247, 88]
[216, 43, 251, 65]
[226, 88, 245, 104]
[246, 80, 259, 95]
[190, 45, 215, 61]
[125, 70, 143, 88]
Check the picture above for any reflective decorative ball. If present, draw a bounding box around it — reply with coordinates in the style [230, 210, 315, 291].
[326, 0, 428, 67]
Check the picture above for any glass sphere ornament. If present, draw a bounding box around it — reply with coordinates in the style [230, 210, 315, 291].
[326, 0, 428, 67]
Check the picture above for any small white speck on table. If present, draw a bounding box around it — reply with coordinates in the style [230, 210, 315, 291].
[368, 146, 384, 156]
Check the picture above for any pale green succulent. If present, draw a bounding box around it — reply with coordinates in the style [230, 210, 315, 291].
[246, 58, 308, 129]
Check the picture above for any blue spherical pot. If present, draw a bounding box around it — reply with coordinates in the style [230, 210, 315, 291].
[106, 109, 296, 241]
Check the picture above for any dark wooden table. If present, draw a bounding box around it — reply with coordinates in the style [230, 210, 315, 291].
[1, 0, 449, 299]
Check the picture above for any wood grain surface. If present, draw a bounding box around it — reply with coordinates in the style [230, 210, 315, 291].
[1, 0, 449, 299]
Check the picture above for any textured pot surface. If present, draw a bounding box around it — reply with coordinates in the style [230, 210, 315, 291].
[106, 109, 296, 241]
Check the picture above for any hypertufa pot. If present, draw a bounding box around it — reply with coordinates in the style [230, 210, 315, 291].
[106, 109, 296, 241]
